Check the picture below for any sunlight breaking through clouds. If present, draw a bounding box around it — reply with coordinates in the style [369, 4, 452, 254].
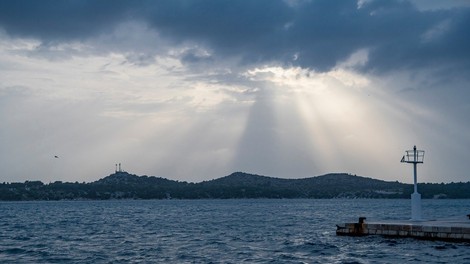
[240, 65, 404, 179]
[237, 63, 468, 183]
[0, 0, 469, 183]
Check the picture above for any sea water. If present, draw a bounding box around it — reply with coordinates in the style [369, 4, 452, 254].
[0, 199, 468, 263]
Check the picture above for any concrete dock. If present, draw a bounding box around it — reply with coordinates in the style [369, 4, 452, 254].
[336, 216, 470, 242]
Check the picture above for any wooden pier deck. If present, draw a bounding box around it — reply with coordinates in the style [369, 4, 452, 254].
[336, 216, 470, 242]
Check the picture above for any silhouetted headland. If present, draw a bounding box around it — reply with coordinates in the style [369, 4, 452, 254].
[1, 172, 469, 200]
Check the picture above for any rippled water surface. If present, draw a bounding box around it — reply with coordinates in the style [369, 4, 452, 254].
[0, 199, 469, 263]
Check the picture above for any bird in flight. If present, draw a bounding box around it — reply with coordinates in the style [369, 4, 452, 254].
[54, 155, 59, 158]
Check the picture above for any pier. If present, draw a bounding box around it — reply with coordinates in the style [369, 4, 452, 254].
[336, 146, 470, 242]
[336, 217, 470, 242]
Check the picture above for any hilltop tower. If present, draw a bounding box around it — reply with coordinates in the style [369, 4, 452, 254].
[115, 163, 124, 173]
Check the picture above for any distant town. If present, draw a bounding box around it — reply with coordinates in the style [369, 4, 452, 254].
[1, 171, 469, 201]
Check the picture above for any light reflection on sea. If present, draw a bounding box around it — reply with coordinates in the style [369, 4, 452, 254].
[0, 199, 469, 263]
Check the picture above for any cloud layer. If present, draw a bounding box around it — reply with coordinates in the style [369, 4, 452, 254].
[0, 0, 469, 183]
[1, 0, 469, 75]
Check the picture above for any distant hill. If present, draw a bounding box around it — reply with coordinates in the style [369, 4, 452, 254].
[0, 171, 469, 200]
[199, 172, 407, 199]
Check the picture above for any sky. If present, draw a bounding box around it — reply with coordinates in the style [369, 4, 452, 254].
[0, 0, 469, 184]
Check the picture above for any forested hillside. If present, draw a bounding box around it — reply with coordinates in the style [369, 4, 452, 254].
[0, 171, 468, 200]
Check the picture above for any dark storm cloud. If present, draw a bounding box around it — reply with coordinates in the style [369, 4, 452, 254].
[0, 0, 136, 41]
[0, 0, 469, 74]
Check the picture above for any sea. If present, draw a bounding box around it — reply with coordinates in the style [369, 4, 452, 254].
[0, 199, 468, 263]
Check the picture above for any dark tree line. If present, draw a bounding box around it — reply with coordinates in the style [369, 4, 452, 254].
[1, 172, 469, 201]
